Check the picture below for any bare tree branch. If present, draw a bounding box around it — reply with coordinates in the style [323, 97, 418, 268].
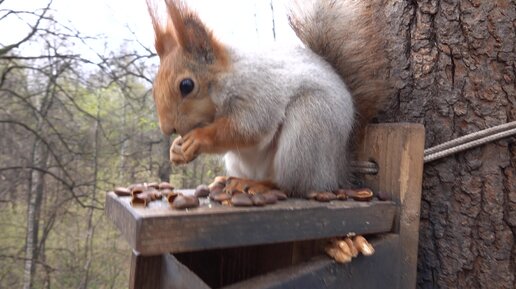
[0, 0, 53, 56]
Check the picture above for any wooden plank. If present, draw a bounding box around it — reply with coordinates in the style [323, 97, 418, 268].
[160, 254, 211, 289]
[130, 251, 162, 289]
[174, 242, 298, 288]
[105, 192, 396, 255]
[105, 190, 139, 249]
[222, 234, 400, 289]
[359, 123, 425, 289]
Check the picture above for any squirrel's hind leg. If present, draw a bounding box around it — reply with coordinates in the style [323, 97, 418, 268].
[272, 97, 353, 197]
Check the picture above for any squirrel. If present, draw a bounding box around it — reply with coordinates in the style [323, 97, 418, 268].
[146, 0, 391, 197]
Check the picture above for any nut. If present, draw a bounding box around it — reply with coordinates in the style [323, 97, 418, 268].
[147, 182, 159, 189]
[131, 185, 146, 196]
[344, 237, 358, 257]
[114, 187, 131, 197]
[131, 191, 152, 207]
[209, 182, 225, 194]
[158, 182, 174, 190]
[305, 191, 318, 200]
[334, 189, 348, 200]
[167, 191, 180, 203]
[269, 190, 287, 201]
[208, 176, 228, 191]
[231, 193, 253, 207]
[334, 239, 352, 256]
[354, 235, 374, 256]
[209, 191, 231, 202]
[261, 192, 278, 204]
[127, 183, 141, 191]
[315, 192, 337, 202]
[347, 188, 374, 202]
[172, 195, 199, 210]
[161, 189, 174, 198]
[325, 244, 352, 263]
[251, 194, 266, 206]
[213, 176, 228, 185]
[376, 191, 391, 201]
[147, 189, 162, 200]
[194, 184, 210, 198]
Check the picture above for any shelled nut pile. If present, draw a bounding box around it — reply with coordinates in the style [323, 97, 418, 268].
[306, 188, 375, 202]
[205, 176, 288, 207]
[112, 177, 387, 210]
[113, 181, 201, 210]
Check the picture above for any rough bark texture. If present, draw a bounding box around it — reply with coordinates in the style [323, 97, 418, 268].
[376, 1, 515, 288]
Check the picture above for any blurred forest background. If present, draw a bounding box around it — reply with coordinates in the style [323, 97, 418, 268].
[0, 0, 272, 288]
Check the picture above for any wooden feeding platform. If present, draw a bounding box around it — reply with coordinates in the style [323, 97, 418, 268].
[105, 123, 425, 289]
[106, 192, 396, 255]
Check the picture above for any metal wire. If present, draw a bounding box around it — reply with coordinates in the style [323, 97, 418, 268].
[424, 121, 516, 155]
[424, 127, 516, 163]
[351, 121, 516, 175]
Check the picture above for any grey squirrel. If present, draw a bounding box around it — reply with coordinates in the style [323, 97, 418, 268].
[147, 0, 390, 197]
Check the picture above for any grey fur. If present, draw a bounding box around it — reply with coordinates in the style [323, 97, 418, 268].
[212, 46, 355, 196]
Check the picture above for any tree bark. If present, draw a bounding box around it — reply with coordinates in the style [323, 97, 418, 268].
[80, 96, 101, 289]
[158, 135, 172, 182]
[378, 1, 515, 288]
[23, 138, 49, 289]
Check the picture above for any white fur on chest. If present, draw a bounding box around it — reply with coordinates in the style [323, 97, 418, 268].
[223, 129, 277, 181]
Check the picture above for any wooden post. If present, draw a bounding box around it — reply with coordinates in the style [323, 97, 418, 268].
[359, 123, 425, 289]
[129, 251, 162, 289]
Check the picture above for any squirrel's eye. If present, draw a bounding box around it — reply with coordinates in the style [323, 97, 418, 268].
[179, 78, 195, 97]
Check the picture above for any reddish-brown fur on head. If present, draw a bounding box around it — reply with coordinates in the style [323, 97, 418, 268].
[147, 0, 230, 136]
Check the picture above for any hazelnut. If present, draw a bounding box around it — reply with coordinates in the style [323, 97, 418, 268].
[147, 182, 160, 189]
[209, 191, 231, 202]
[114, 187, 131, 197]
[262, 192, 278, 204]
[347, 188, 374, 202]
[325, 244, 352, 263]
[158, 182, 174, 190]
[194, 184, 210, 198]
[305, 191, 318, 200]
[315, 192, 337, 202]
[172, 195, 199, 210]
[251, 194, 266, 206]
[354, 235, 374, 256]
[231, 193, 253, 207]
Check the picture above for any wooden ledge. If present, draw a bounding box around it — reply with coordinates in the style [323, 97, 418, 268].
[222, 234, 400, 289]
[105, 190, 396, 255]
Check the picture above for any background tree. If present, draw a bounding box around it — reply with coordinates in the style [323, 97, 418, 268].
[377, 1, 514, 288]
[0, 1, 224, 288]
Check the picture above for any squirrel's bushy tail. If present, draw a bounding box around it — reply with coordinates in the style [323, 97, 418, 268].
[288, 0, 391, 129]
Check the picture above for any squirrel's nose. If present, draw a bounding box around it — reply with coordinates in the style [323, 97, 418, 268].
[159, 122, 176, 136]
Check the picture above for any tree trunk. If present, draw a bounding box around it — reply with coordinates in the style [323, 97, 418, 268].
[23, 136, 49, 289]
[379, 1, 515, 288]
[80, 97, 101, 289]
[158, 135, 172, 182]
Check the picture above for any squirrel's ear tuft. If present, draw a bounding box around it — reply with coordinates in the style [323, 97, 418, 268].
[146, 0, 177, 57]
[165, 0, 226, 64]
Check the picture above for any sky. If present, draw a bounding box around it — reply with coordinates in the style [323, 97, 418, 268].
[1, 0, 299, 61]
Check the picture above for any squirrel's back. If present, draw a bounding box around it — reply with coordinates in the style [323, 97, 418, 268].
[288, 0, 391, 134]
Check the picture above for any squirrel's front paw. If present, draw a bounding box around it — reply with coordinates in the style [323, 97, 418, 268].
[170, 129, 212, 165]
[170, 136, 188, 165]
[180, 129, 210, 163]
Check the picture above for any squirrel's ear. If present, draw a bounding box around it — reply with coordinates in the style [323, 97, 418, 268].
[166, 0, 225, 64]
[147, 0, 177, 57]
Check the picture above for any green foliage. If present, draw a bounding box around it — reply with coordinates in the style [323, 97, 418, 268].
[0, 52, 224, 289]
